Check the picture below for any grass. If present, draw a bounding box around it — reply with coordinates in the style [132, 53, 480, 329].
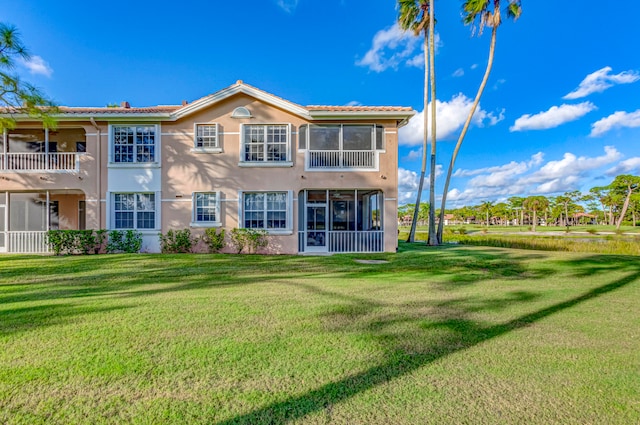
[400, 226, 640, 255]
[1, 245, 639, 424]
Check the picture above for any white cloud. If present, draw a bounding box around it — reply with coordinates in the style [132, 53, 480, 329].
[522, 146, 621, 190]
[356, 24, 441, 72]
[398, 165, 443, 204]
[452, 68, 464, 77]
[399, 93, 503, 146]
[590, 109, 640, 137]
[404, 148, 423, 162]
[606, 157, 640, 176]
[510, 102, 596, 132]
[18, 55, 53, 77]
[346, 100, 362, 106]
[443, 147, 623, 206]
[470, 64, 479, 70]
[276, 0, 299, 13]
[563, 66, 640, 99]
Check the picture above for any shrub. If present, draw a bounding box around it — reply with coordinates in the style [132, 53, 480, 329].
[586, 228, 598, 235]
[230, 228, 268, 254]
[457, 227, 467, 235]
[159, 229, 195, 253]
[46, 230, 104, 255]
[201, 228, 225, 253]
[107, 230, 143, 253]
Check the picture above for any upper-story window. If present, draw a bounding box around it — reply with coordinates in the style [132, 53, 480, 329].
[112, 125, 156, 163]
[241, 124, 290, 164]
[195, 123, 219, 149]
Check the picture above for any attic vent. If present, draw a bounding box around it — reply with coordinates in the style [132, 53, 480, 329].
[231, 106, 252, 118]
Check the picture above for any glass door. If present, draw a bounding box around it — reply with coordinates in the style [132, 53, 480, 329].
[306, 205, 327, 252]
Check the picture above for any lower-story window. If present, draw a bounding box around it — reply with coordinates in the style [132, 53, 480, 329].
[243, 192, 288, 230]
[113, 193, 156, 229]
[193, 192, 220, 224]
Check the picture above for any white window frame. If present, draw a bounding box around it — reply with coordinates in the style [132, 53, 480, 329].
[239, 123, 293, 167]
[111, 192, 158, 230]
[191, 191, 221, 227]
[192, 123, 222, 153]
[239, 190, 293, 234]
[109, 124, 159, 165]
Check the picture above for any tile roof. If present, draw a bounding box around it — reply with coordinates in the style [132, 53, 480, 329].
[58, 105, 181, 114]
[307, 105, 414, 112]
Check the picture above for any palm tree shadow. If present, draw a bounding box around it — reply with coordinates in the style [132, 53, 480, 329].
[214, 256, 640, 424]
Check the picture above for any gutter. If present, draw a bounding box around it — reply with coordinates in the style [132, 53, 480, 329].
[90, 117, 102, 228]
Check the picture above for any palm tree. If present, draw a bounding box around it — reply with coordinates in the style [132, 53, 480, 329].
[479, 201, 494, 226]
[436, 0, 522, 242]
[397, 1, 438, 244]
[523, 196, 549, 232]
[398, 0, 430, 243]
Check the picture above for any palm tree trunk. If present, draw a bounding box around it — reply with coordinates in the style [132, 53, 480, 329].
[406, 29, 430, 243]
[616, 186, 633, 229]
[427, 0, 438, 246]
[532, 210, 537, 232]
[437, 24, 497, 243]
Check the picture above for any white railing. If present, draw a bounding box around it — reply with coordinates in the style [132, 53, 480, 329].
[308, 150, 376, 169]
[299, 230, 384, 253]
[0, 153, 79, 172]
[6, 231, 50, 253]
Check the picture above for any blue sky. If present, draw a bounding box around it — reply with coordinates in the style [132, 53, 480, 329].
[6, 0, 640, 207]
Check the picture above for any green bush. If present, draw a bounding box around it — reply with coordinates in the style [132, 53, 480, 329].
[229, 228, 268, 254]
[46, 230, 107, 255]
[159, 229, 195, 253]
[201, 228, 225, 253]
[107, 230, 143, 253]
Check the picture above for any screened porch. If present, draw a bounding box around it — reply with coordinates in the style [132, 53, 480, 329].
[298, 189, 384, 253]
[0, 191, 86, 253]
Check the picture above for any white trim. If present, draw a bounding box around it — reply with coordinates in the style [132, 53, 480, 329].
[108, 123, 161, 165]
[173, 84, 311, 121]
[161, 198, 191, 202]
[238, 161, 293, 168]
[193, 122, 219, 150]
[192, 191, 221, 227]
[191, 147, 223, 154]
[385, 198, 397, 201]
[238, 190, 293, 233]
[239, 123, 292, 165]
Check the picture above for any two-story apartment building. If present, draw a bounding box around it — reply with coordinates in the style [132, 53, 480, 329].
[0, 81, 414, 254]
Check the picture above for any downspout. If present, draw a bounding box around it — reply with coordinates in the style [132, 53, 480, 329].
[90, 118, 102, 228]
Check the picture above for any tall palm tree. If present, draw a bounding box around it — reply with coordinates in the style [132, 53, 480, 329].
[436, 0, 522, 242]
[397, 1, 436, 244]
[479, 201, 493, 226]
[523, 196, 549, 232]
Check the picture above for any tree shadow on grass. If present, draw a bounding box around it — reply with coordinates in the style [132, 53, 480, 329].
[213, 252, 640, 424]
[0, 303, 133, 336]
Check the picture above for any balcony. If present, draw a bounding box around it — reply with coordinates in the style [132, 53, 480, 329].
[0, 153, 80, 173]
[307, 150, 376, 169]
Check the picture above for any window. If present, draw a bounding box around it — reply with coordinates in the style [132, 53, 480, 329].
[193, 192, 220, 224]
[113, 193, 156, 229]
[243, 192, 288, 230]
[195, 124, 218, 149]
[241, 124, 289, 163]
[112, 125, 156, 163]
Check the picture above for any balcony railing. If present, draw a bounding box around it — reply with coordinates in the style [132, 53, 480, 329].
[298, 230, 383, 253]
[307, 150, 376, 169]
[0, 153, 80, 172]
[2, 231, 49, 253]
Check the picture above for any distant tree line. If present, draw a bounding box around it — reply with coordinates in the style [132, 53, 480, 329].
[399, 174, 640, 231]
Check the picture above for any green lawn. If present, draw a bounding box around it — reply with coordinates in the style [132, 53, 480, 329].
[1, 245, 639, 424]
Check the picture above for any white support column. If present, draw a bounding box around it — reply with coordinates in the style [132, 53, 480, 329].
[46, 191, 50, 231]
